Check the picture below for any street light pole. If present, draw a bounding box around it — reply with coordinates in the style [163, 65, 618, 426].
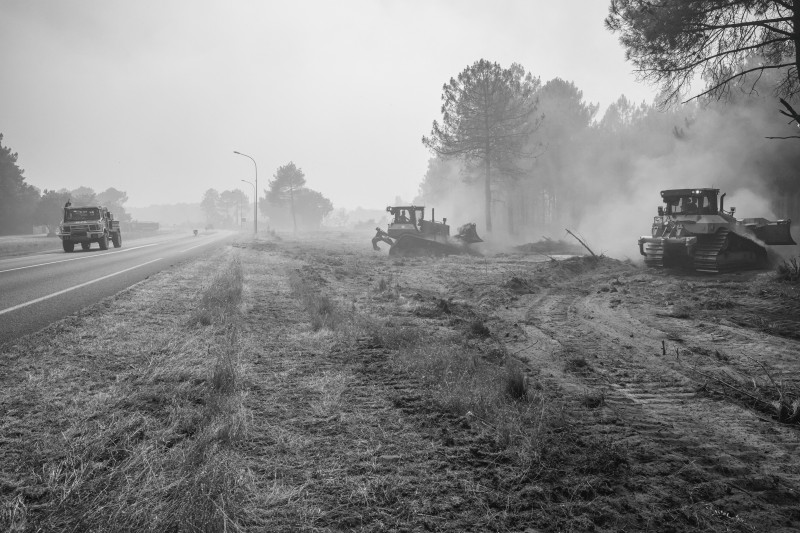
[241, 179, 256, 233]
[233, 150, 257, 235]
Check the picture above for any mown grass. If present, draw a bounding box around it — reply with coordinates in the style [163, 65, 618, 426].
[1, 253, 251, 532]
[189, 257, 244, 326]
[0, 234, 60, 258]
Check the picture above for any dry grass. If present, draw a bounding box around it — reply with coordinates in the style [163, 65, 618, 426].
[189, 257, 243, 326]
[0, 251, 252, 532]
[505, 363, 528, 401]
[307, 370, 350, 417]
[777, 257, 800, 282]
[358, 311, 633, 523]
[361, 318, 552, 450]
[0, 234, 60, 257]
[288, 269, 342, 331]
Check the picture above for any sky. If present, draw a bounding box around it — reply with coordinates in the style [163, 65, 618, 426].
[0, 0, 659, 210]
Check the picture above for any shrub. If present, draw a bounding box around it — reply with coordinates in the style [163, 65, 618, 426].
[777, 257, 800, 282]
[505, 365, 528, 401]
[469, 319, 491, 338]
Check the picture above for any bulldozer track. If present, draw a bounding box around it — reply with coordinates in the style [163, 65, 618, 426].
[389, 234, 455, 257]
[502, 282, 800, 530]
[237, 239, 800, 530]
[642, 240, 666, 268]
[693, 229, 731, 273]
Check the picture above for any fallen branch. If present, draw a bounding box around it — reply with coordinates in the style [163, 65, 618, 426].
[533, 251, 558, 262]
[689, 365, 770, 407]
[565, 229, 597, 258]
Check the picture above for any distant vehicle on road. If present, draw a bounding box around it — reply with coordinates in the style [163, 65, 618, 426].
[57, 204, 122, 252]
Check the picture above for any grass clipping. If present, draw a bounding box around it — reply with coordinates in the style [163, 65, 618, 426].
[4, 255, 253, 532]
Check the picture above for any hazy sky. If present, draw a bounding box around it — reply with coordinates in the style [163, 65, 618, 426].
[1, 0, 658, 209]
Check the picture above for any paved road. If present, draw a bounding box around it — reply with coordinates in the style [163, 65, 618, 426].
[0, 231, 237, 346]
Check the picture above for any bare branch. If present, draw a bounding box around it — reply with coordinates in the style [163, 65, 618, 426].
[686, 62, 795, 101]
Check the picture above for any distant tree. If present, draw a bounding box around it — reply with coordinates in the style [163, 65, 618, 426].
[416, 157, 468, 206]
[200, 188, 223, 227]
[606, 0, 800, 136]
[69, 186, 97, 206]
[423, 59, 541, 231]
[597, 95, 639, 134]
[537, 79, 599, 140]
[266, 162, 306, 233]
[293, 188, 333, 229]
[0, 133, 39, 235]
[324, 207, 349, 228]
[97, 187, 131, 222]
[219, 189, 248, 228]
[35, 189, 72, 235]
[522, 79, 598, 231]
[260, 187, 333, 231]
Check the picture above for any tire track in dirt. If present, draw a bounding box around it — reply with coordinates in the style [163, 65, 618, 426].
[503, 272, 800, 531]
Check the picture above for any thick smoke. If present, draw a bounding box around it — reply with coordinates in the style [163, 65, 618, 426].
[576, 98, 799, 260]
[418, 80, 800, 261]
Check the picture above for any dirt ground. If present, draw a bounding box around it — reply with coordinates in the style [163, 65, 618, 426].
[2, 231, 799, 532]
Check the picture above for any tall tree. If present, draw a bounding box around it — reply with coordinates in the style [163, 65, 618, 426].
[606, 0, 800, 137]
[69, 186, 98, 206]
[423, 59, 540, 231]
[220, 189, 248, 228]
[525, 79, 598, 231]
[260, 187, 333, 231]
[200, 188, 223, 227]
[0, 133, 39, 235]
[97, 187, 131, 222]
[35, 189, 72, 235]
[293, 188, 333, 229]
[267, 162, 306, 233]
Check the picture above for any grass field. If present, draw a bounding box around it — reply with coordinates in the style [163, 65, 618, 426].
[0, 234, 62, 257]
[2, 232, 799, 532]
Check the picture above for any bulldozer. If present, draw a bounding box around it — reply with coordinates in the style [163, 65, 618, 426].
[638, 188, 796, 273]
[372, 205, 483, 256]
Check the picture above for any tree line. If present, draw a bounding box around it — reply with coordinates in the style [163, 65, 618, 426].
[200, 188, 249, 229]
[201, 162, 332, 231]
[0, 134, 132, 235]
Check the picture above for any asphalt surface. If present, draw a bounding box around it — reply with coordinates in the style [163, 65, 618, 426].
[0, 230, 237, 347]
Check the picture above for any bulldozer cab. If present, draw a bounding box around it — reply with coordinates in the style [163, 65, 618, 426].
[662, 189, 719, 216]
[386, 205, 426, 239]
[388, 206, 424, 228]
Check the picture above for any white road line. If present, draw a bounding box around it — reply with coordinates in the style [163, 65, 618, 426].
[179, 241, 213, 253]
[0, 242, 162, 274]
[0, 258, 162, 316]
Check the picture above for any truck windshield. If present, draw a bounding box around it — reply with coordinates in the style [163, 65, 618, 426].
[65, 208, 100, 221]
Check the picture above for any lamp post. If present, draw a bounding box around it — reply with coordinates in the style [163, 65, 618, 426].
[233, 150, 257, 235]
[241, 179, 256, 233]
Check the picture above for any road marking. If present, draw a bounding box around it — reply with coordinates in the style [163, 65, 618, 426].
[179, 241, 213, 253]
[0, 242, 162, 274]
[0, 258, 162, 316]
